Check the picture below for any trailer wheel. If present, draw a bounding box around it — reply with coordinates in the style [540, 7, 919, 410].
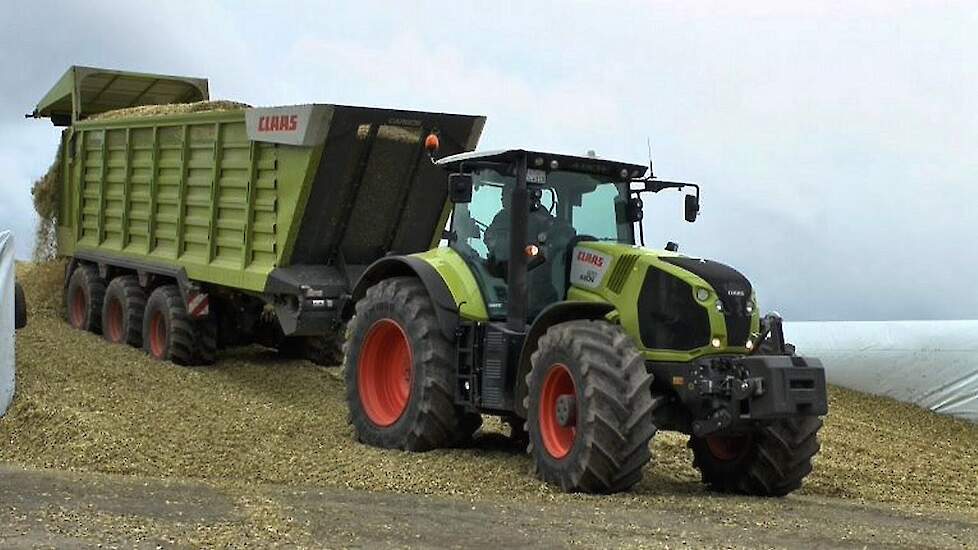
[525, 320, 659, 493]
[344, 277, 469, 451]
[689, 416, 823, 496]
[101, 276, 146, 347]
[66, 264, 106, 333]
[142, 285, 197, 366]
[304, 327, 345, 366]
[194, 312, 218, 366]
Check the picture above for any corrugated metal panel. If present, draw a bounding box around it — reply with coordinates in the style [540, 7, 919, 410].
[69, 115, 286, 287]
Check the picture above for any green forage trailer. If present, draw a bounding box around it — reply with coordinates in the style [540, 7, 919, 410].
[31, 65, 485, 365]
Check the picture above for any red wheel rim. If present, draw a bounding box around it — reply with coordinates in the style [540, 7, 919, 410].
[105, 298, 124, 343]
[357, 319, 413, 427]
[539, 363, 577, 459]
[148, 311, 167, 359]
[706, 434, 752, 461]
[69, 288, 86, 328]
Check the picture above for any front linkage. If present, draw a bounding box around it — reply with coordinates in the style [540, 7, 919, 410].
[655, 315, 828, 437]
[652, 314, 828, 496]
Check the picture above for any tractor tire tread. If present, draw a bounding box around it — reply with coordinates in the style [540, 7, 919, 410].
[526, 319, 663, 494]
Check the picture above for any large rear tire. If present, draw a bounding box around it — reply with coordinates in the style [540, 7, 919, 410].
[101, 275, 146, 347]
[525, 320, 659, 493]
[66, 264, 105, 333]
[344, 277, 470, 451]
[142, 285, 198, 366]
[689, 416, 822, 496]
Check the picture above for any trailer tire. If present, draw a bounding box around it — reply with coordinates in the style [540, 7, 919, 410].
[305, 327, 345, 366]
[66, 264, 105, 334]
[525, 320, 659, 493]
[194, 313, 218, 366]
[344, 276, 468, 451]
[689, 416, 822, 497]
[143, 285, 197, 366]
[101, 276, 146, 347]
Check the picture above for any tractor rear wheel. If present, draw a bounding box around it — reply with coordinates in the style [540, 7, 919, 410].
[344, 277, 470, 451]
[142, 285, 198, 366]
[101, 275, 146, 347]
[689, 416, 822, 496]
[66, 264, 105, 333]
[525, 320, 659, 493]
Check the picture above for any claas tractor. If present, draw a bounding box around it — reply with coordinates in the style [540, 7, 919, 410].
[343, 148, 827, 495]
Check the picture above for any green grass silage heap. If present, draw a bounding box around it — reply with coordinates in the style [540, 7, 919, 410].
[3, 261, 977, 516]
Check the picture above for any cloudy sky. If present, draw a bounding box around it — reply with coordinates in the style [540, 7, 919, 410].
[1, 1, 975, 321]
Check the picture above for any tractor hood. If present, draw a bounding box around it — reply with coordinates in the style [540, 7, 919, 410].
[568, 241, 760, 359]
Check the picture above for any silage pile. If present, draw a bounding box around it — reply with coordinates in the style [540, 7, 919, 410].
[87, 100, 249, 121]
[30, 139, 64, 261]
[4, 260, 978, 516]
[29, 101, 250, 261]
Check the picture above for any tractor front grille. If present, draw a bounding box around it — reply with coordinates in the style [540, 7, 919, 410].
[660, 257, 753, 348]
[606, 254, 639, 294]
[637, 266, 711, 350]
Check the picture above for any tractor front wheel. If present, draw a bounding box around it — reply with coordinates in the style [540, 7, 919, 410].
[689, 416, 823, 496]
[525, 320, 659, 493]
[344, 277, 472, 451]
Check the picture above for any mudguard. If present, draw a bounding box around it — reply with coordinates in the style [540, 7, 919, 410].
[512, 301, 616, 417]
[348, 255, 460, 341]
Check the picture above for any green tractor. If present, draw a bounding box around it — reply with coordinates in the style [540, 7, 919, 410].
[344, 149, 827, 495]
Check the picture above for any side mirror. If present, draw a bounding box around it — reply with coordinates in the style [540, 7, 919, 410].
[684, 194, 699, 223]
[448, 173, 473, 203]
[626, 197, 644, 223]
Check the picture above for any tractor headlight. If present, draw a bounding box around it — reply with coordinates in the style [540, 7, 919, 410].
[715, 300, 724, 312]
[695, 287, 710, 301]
[711, 337, 722, 348]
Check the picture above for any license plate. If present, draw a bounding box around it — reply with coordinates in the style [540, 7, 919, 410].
[526, 168, 547, 184]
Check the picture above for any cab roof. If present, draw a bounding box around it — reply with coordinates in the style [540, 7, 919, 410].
[436, 149, 648, 181]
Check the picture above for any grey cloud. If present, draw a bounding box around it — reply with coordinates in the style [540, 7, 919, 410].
[0, 1, 974, 320]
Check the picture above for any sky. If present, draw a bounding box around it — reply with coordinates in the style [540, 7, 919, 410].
[1, 1, 975, 321]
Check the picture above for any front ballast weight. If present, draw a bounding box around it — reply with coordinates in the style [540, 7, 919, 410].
[668, 354, 828, 438]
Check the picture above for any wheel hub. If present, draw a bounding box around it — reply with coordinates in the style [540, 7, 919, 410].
[357, 319, 413, 427]
[538, 363, 577, 459]
[555, 394, 576, 427]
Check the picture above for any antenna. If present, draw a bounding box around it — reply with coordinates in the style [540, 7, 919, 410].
[646, 137, 655, 179]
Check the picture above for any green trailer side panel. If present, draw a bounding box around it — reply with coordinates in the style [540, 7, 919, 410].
[62, 111, 319, 292]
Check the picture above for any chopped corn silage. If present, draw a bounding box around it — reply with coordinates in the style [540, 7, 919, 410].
[4, 261, 977, 517]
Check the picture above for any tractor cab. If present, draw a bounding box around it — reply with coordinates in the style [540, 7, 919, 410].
[437, 149, 698, 325]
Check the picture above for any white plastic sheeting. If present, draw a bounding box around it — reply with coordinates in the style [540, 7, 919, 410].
[0, 231, 14, 417]
[785, 320, 978, 423]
